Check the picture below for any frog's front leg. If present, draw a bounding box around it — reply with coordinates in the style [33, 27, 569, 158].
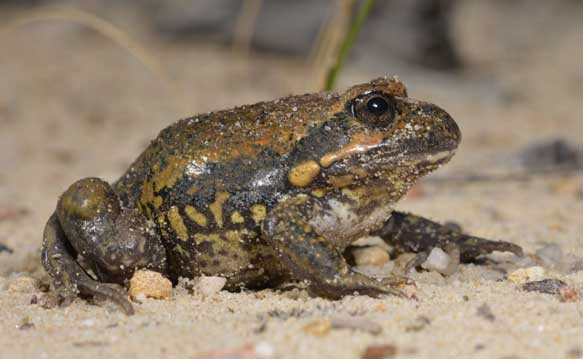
[41, 178, 167, 314]
[373, 211, 524, 272]
[263, 195, 405, 298]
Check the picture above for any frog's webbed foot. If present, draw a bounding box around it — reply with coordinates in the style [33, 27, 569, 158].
[375, 211, 523, 272]
[42, 178, 168, 314]
[263, 195, 408, 299]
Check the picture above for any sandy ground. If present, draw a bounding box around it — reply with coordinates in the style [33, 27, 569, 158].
[1, 3, 583, 359]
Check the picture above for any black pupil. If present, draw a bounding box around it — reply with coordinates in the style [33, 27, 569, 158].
[366, 96, 389, 114]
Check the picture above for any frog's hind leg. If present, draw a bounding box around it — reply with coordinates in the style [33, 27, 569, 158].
[42, 212, 135, 314]
[42, 178, 167, 314]
[374, 211, 523, 272]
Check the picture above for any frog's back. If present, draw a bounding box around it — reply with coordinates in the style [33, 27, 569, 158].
[114, 91, 338, 208]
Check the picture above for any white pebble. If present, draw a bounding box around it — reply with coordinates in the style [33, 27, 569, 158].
[421, 247, 451, 273]
[195, 276, 227, 297]
[507, 266, 546, 284]
[255, 341, 275, 358]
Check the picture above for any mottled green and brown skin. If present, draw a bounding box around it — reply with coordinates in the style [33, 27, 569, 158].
[42, 77, 522, 314]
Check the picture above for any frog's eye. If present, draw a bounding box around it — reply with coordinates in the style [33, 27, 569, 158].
[350, 92, 396, 127]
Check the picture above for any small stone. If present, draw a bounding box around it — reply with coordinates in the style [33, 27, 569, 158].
[566, 346, 582, 359]
[0, 242, 13, 254]
[421, 247, 451, 273]
[303, 319, 331, 336]
[129, 270, 172, 300]
[254, 342, 275, 358]
[8, 276, 37, 293]
[361, 344, 397, 359]
[18, 316, 35, 330]
[476, 303, 496, 322]
[523, 279, 567, 295]
[194, 276, 227, 297]
[535, 243, 563, 268]
[559, 286, 580, 303]
[330, 316, 382, 335]
[405, 315, 431, 332]
[507, 266, 546, 284]
[352, 246, 390, 266]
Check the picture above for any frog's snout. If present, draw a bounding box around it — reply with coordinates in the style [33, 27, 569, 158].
[422, 103, 461, 151]
[441, 109, 461, 147]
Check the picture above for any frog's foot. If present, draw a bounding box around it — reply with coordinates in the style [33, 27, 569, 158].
[42, 212, 135, 314]
[42, 178, 168, 314]
[263, 195, 408, 299]
[375, 211, 523, 271]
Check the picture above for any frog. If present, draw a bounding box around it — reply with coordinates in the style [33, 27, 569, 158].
[41, 77, 523, 314]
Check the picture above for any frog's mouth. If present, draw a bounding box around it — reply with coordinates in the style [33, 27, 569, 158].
[319, 139, 458, 178]
[359, 139, 458, 172]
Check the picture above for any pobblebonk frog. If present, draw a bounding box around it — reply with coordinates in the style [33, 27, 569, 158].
[42, 77, 523, 314]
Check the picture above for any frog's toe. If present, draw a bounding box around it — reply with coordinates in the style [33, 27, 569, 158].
[404, 251, 430, 273]
[77, 279, 134, 315]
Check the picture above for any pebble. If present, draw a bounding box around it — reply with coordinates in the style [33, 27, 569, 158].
[559, 286, 581, 303]
[330, 316, 383, 335]
[254, 342, 275, 358]
[8, 276, 37, 293]
[507, 266, 546, 284]
[522, 279, 567, 295]
[476, 303, 496, 322]
[303, 319, 332, 336]
[352, 246, 390, 266]
[194, 276, 227, 297]
[421, 247, 453, 274]
[361, 344, 397, 359]
[535, 243, 563, 269]
[129, 270, 172, 300]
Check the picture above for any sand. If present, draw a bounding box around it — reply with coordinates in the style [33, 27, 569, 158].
[1, 3, 582, 359]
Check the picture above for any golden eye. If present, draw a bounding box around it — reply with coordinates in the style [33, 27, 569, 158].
[351, 92, 396, 128]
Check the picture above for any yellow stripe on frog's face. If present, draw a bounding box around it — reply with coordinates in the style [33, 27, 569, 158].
[319, 132, 384, 168]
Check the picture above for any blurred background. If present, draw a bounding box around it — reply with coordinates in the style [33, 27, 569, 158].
[0, 0, 581, 270]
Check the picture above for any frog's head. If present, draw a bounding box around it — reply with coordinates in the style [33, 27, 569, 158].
[292, 77, 460, 191]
